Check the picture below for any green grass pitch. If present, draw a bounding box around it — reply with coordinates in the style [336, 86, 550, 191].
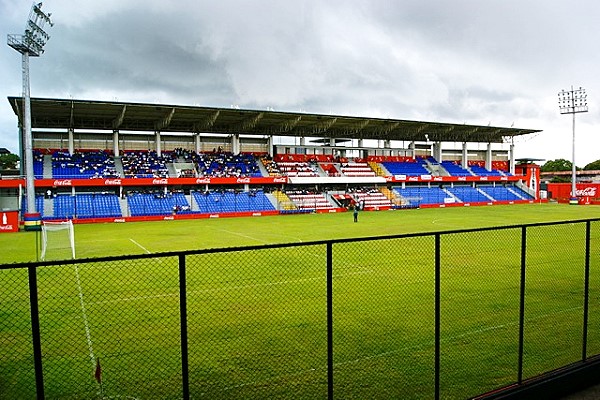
[1, 203, 600, 399]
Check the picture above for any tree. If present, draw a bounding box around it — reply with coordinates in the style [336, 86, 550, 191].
[583, 159, 600, 170]
[540, 159, 579, 172]
[0, 153, 19, 170]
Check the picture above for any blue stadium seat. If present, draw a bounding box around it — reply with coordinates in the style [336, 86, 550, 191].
[469, 165, 503, 177]
[192, 190, 275, 213]
[441, 161, 472, 177]
[393, 186, 452, 206]
[126, 192, 192, 216]
[446, 186, 489, 203]
[383, 160, 430, 176]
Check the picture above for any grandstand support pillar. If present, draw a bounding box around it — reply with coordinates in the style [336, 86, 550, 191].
[509, 143, 515, 174]
[232, 134, 240, 154]
[268, 135, 274, 157]
[194, 134, 201, 154]
[384, 139, 391, 157]
[409, 141, 416, 159]
[433, 142, 442, 162]
[155, 131, 162, 156]
[113, 130, 120, 157]
[462, 142, 468, 169]
[68, 128, 74, 154]
[486, 143, 492, 170]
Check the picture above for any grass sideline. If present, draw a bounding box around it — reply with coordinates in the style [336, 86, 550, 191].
[2, 203, 600, 264]
[1, 203, 600, 398]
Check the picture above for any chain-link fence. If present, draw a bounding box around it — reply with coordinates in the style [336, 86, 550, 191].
[1, 219, 599, 399]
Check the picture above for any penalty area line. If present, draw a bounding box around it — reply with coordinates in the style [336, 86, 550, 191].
[129, 238, 152, 254]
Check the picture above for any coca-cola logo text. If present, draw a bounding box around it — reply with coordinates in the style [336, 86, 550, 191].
[152, 178, 168, 185]
[53, 179, 72, 186]
[576, 187, 597, 197]
[104, 179, 122, 185]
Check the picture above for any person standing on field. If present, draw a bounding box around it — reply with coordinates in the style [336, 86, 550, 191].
[353, 202, 359, 222]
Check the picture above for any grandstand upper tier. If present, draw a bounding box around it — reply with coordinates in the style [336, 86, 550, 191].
[5, 97, 541, 183]
[26, 150, 514, 181]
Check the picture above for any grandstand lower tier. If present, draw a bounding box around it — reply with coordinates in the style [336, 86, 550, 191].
[8, 184, 537, 224]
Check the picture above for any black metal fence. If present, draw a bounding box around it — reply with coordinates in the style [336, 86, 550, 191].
[1, 219, 599, 399]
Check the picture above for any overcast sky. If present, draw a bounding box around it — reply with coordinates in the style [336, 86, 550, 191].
[1, 0, 598, 166]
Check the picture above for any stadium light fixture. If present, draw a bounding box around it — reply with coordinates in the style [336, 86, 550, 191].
[558, 86, 588, 205]
[7, 3, 54, 225]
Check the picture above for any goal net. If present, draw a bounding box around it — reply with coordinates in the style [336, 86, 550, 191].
[41, 220, 76, 261]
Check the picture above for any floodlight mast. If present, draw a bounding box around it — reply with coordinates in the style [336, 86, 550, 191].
[7, 3, 53, 224]
[558, 86, 588, 205]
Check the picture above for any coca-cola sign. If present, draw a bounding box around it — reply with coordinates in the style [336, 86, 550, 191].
[53, 179, 72, 186]
[104, 179, 122, 185]
[273, 177, 287, 183]
[195, 178, 211, 184]
[577, 187, 597, 197]
[236, 177, 251, 184]
[152, 178, 168, 185]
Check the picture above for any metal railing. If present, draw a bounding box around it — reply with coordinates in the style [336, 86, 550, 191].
[1, 218, 599, 399]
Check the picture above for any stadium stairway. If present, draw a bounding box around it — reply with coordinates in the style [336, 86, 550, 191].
[380, 187, 398, 203]
[507, 187, 526, 200]
[114, 157, 125, 177]
[441, 187, 461, 203]
[119, 196, 128, 217]
[368, 161, 387, 177]
[477, 187, 495, 201]
[43, 197, 54, 217]
[273, 190, 297, 210]
[43, 154, 52, 178]
[186, 193, 195, 210]
[167, 163, 178, 177]
[265, 192, 280, 209]
[257, 159, 271, 176]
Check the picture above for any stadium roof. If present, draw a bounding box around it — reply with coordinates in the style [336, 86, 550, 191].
[8, 96, 541, 144]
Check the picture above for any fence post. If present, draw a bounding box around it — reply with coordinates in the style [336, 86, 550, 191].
[327, 242, 334, 400]
[582, 221, 591, 361]
[28, 265, 45, 400]
[434, 233, 441, 400]
[518, 226, 527, 384]
[179, 254, 190, 400]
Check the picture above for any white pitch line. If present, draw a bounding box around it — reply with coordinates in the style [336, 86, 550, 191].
[129, 238, 152, 254]
[215, 228, 266, 243]
[73, 264, 96, 370]
[211, 304, 586, 394]
[89, 269, 374, 305]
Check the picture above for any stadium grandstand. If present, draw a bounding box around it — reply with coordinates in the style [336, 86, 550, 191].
[1, 97, 546, 224]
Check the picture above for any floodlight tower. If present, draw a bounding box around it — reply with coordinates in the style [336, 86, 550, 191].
[558, 86, 588, 205]
[7, 3, 53, 228]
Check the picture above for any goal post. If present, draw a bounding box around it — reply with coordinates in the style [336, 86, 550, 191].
[41, 220, 75, 261]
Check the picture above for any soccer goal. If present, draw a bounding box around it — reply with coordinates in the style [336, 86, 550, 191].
[41, 220, 76, 261]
